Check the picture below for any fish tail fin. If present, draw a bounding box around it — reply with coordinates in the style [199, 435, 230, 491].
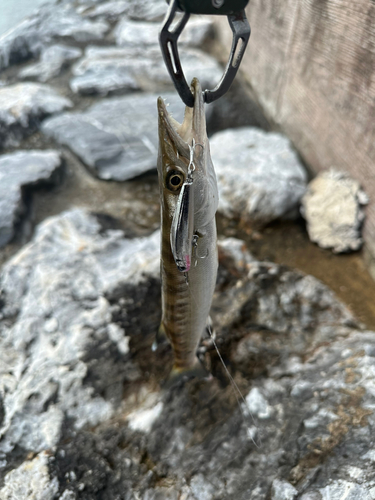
[152, 323, 170, 351]
[164, 357, 210, 389]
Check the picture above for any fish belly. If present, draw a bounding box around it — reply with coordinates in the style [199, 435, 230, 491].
[161, 219, 217, 371]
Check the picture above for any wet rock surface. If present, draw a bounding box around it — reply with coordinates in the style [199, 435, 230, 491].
[0, 149, 63, 247]
[114, 17, 213, 48]
[0, 210, 158, 469]
[0, 83, 72, 149]
[210, 127, 307, 225]
[19, 44, 82, 83]
[301, 169, 368, 253]
[42, 92, 184, 181]
[0, 3, 109, 71]
[69, 45, 222, 96]
[0, 1, 374, 498]
[0, 209, 373, 498]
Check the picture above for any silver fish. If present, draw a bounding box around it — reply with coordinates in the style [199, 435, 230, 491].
[157, 78, 218, 379]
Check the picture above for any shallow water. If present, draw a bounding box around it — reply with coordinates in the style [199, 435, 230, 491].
[219, 216, 375, 330]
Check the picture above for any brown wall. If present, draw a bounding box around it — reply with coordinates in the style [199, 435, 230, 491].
[215, 0, 375, 258]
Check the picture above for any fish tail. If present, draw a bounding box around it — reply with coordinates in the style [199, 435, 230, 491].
[164, 357, 210, 388]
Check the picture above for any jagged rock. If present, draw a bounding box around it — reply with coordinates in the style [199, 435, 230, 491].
[81, 1, 130, 20]
[123, 0, 167, 21]
[271, 479, 298, 500]
[0, 452, 59, 500]
[114, 17, 213, 48]
[210, 127, 307, 225]
[301, 169, 368, 253]
[0, 209, 159, 469]
[70, 46, 140, 95]
[0, 150, 63, 247]
[0, 213, 373, 498]
[0, 83, 72, 149]
[214, 247, 356, 361]
[19, 44, 82, 82]
[79, 0, 167, 21]
[70, 45, 222, 96]
[42, 92, 183, 181]
[0, 3, 109, 71]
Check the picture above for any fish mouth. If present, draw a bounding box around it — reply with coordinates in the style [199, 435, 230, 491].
[157, 78, 206, 158]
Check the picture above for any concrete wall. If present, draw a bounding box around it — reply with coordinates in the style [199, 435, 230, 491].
[214, 0, 375, 260]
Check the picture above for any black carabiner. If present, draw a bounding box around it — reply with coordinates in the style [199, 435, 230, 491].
[159, 0, 251, 107]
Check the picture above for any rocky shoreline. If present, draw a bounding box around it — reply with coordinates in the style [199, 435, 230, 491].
[0, 1, 374, 499]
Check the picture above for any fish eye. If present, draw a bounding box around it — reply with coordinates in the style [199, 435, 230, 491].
[166, 170, 184, 191]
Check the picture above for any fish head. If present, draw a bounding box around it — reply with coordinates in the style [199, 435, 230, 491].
[157, 79, 218, 271]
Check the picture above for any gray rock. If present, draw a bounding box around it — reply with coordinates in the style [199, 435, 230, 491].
[124, 0, 167, 21]
[70, 46, 140, 95]
[210, 127, 307, 225]
[301, 169, 368, 253]
[0, 83, 72, 149]
[0, 209, 159, 465]
[300, 493, 322, 500]
[319, 480, 372, 500]
[0, 150, 63, 247]
[70, 45, 222, 96]
[214, 255, 356, 361]
[0, 4, 109, 71]
[114, 17, 213, 48]
[271, 479, 298, 500]
[19, 44, 82, 82]
[42, 92, 184, 181]
[82, 1, 130, 20]
[0, 452, 59, 500]
[1, 221, 374, 497]
[80, 0, 167, 22]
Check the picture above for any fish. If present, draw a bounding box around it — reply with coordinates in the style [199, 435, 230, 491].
[156, 78, 219, 381]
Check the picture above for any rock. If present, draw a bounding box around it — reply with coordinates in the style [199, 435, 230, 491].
[0, 209, 159, 468]
[70, 46, 140, 96]
[70, 45, 223, 96]
[81, 1, 130, 20]
[319, 482, 372, 500]
[124, 0, 167, 21]
[114, 17, 213, 48]
[214, 254, 356, 365]
[0, 83, 72, 149]
[0, 150, 63, 247]
[1, 219, 374, 497]
[19, 44, 82, 82]
[271, 479, 298, 500]
[301, 169, 368, 253]
[81, 0, 167, 22]
[210, 127, 307, 225]
[42, 92, 183, 181]
[0, 452, 59, 500]
[0, 4, 109, 71]
[143, 331, 375, 500]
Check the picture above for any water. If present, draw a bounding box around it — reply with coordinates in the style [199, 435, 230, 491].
[0, 0, 55, 37]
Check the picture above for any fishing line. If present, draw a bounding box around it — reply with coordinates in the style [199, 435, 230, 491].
[206, 323, 261, 449]
[188, 277, 261, 448]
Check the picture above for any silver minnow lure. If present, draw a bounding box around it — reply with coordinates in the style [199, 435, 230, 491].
[170, 175, 194, 272]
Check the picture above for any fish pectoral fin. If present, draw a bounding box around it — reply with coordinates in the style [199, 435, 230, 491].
[163, 357, 211, 389]
[152, 323, 170, 351]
